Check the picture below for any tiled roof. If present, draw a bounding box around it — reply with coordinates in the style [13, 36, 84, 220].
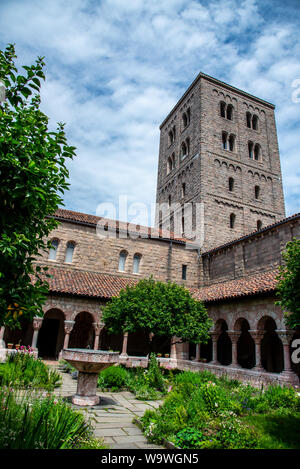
[36, 265, 279, 302]
[38, 266, 138, 299]
[52, 208, 188, 244]
[191, 269, 278, 303]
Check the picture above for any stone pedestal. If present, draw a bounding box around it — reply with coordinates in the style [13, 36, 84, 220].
[62, 348, 119, 406]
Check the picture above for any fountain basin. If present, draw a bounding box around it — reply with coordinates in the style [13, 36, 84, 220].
[61, 348, 119, 406]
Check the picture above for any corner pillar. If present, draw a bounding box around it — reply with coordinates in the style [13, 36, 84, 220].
[31, 317, 43, 350]
[63, 320, 75, 349]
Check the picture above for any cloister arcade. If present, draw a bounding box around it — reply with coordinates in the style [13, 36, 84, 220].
[0, 306, 298, 383]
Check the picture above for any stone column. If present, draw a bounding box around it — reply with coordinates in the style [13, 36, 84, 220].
[170, 336, 178, 360]
[31, 317, 43, 350]
[227, 331, 241, 367]
[249, 330, 264, 371]
[276, 330, 294, 373]
[63, 320, 75, 349]
[211, 332, 219, 365]
[120, 331, 129, 357]
[0, 326, 5, 349]
[92, 322, 104, 350]
[194, 343, 201, 362]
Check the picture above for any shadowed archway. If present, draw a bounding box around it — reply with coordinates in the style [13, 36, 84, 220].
[37, 309, 65, 359]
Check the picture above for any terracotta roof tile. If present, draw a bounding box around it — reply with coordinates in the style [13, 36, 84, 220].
[35, 265, 279, 302]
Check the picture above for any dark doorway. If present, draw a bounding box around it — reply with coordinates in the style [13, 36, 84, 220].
[237, 319, 255, 369]
[217, 321, 232, 366]
[261, 317, 284, 373]
[69, 312, 94, 349]
[37, 318, 60, 358]
[200, 338, 212, 362]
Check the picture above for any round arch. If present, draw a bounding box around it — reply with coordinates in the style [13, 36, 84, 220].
[69, 311, 95, 349]
[37, 308, 65, 359]
[216, 319, 232, 366]
[259, 316, 284, 373]
[235, 318, 255, 369]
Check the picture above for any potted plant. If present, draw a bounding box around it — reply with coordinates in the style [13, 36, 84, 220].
[164, 353, 170, 358]
[157, 353, 162, 358]
[15, 341, 21, 350]
[7, 343, 14, 349]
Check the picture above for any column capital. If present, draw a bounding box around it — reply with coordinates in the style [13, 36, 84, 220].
[33, 317, 43, 331]
[210, 331, 220, 341]
[249, 329, 265, 344]
[64, 320, 75, 334]
[92, 322, 104, 335]
[276, 330, 295, 346]
[227, 330, 240, 343]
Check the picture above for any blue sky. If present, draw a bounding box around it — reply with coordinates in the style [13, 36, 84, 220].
[1, 0, 299, 224]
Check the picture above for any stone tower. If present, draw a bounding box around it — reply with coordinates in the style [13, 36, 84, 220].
[155, 72, 286, 251]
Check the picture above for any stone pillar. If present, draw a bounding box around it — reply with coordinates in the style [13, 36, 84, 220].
[276, 330, 294, 373]
[63, 320, 75, 349]
[194, 343, 201, 362]
[120, 332, 129, 357]
[227, 331, 241, 367]
[249, 330, 264, 371]
[92, 322, 104, 351]
[211, 332, 219, 365]
[0, 326, 5, 349]
[31, 317, 43, 350]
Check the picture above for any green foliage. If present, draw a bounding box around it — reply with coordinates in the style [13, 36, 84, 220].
[102, 277, 212, 349]
[146, 353, 165, 391]
[139, 369, 300, 449]
[97, 365, 129, 391]
[0, 351, 61, 390]
[0, 387, 99, 449]
[0, 44, 76, 327]
[276, 238, 300, 329]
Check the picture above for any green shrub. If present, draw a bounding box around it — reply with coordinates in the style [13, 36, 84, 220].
[261, 385, 299, 411]
[146, 354, 165, 391]
[0, 352, 61, 390]
[174, 370, 216, 386]
[216, 417, 259, 449]
[0, 388, 97, 449]
[97, 365, 129, 390]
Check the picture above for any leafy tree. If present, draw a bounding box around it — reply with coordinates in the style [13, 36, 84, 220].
[0, 44, 76, 328]
[102, 277, 213, 352]
[276, 238, 300, 329]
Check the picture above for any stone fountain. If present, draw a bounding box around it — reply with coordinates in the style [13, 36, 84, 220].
[61, 348, 119, 406]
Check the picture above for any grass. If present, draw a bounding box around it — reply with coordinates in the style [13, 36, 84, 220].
[245, 412, 300, 449]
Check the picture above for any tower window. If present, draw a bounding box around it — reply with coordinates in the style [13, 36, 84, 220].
[118, 251, 128, 272]
[222, 132, 228, 150]
[229, 177, 234, 192]
[230, 213, 236, 229]
[220, 101, 226, 118]
[228, 134, 235, 152]
[226, 104, 233, 121]
[252, 115, 259, 130]
[168, 195, 171, 207]
[246, 112, 252, 128]
[182, 264, 187, 280]
[133, 254, 142, 274]
[65, 241, 75, 263]
[248, 141, 254, 159]
[49, 239, 59, 260]
[255, 185, 260, 199]
[181, 183, 186, 198]
[254, 143, 261, 161]
[257, 220, 263, 231]
[180, 140, 188, 160]
[167, 155, 174, 174]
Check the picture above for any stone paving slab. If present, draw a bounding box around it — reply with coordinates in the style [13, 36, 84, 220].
[49, 363, 164, 450]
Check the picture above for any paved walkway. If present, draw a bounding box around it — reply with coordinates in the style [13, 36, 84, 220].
[49, 363, 164, 449]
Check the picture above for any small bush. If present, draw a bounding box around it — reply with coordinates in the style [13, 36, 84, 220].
[97, 365, 129, 390]
[174, 427, 204, 449]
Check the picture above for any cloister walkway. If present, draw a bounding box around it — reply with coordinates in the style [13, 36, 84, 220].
[47, 362, 164, 450]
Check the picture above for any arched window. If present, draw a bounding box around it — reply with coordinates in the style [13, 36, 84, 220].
[222, 132, 228, 150]
[228, 134, 235, 152]
[168, 129, 174, 146]
[229, 177, 234, 192]
[133, 254, 142, 274]
[182, 112, 188, 128]
[254, 143, 261, 161]
[257, 220, 263, 231]
[248, 141, 254, 159]
[226, 104, 233, 121]
[255, 185, 260, 199]
[252, 115, 258, 130]
[220, 101, 226, 118]
[168, 194, 171, 207]
[167, 156, 173, 174]
[180, 141, 187, 160]
[65, 241, 75, 263]
[181, 183, 186, 198]
[230, 213, 236, 229]
[246, 112, 252, 128]
[118, 251, 128, 272]
[48, 239, 59, 260]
